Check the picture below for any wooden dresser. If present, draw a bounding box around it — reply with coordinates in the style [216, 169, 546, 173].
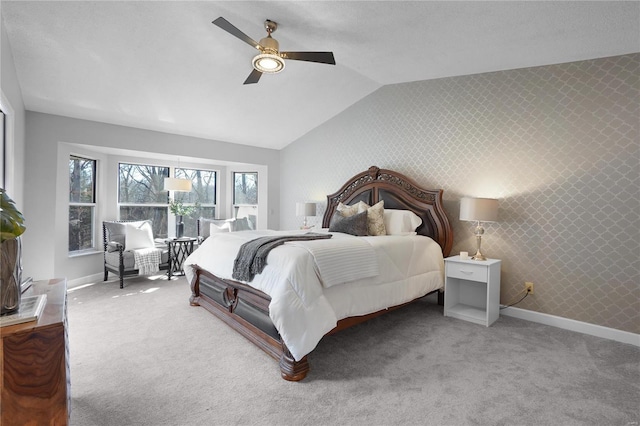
[1, 278, 70, 425]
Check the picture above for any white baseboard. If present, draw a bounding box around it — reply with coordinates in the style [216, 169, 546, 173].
[67, 273, 103, 289]
[500, 306, 640, 347]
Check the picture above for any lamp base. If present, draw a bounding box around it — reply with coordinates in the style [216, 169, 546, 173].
[471, 252, 487, 261]
[472, 231, 487, 261]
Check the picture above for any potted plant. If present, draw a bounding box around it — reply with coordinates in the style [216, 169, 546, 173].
[1, 189, 26, 315]
[169, 200, 196, 238]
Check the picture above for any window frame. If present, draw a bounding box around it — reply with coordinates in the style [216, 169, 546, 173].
[232, 171, 258, 206]
[232, 171, 258, 230]
[68, 155, 97, 255]
[173, 166, 218, 237]
[117, 162, 170, 239]
[117, 163, 219, 238]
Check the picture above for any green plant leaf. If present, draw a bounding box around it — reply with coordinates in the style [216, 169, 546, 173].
[0, 189, 26, 243]
[168, 200, 196, 216]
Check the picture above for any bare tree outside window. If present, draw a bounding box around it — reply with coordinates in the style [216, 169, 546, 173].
[233, 172, 258, 229]
[69, 156, 96, 252]
[233, 172, 257, 205]
[119, 163, 168, 203]
[118, 163, 169, 238]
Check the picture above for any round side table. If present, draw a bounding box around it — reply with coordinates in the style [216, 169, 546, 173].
[167, 237, 197, 278]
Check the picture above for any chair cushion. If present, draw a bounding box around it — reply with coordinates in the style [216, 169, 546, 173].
[104, 221, 127, 247]
[105, 245, 169, 270]
[106, 242, 122, 253]
[104, 220, 148, 248]
[125, 221, 155, 251]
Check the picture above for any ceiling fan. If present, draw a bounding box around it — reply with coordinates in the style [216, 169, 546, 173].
[212, 17, 336, 85]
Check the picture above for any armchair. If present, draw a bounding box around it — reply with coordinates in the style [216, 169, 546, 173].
[103, 220, 170, 288]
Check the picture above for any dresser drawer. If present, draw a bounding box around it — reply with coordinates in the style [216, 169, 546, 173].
[446, 262, 488, 283]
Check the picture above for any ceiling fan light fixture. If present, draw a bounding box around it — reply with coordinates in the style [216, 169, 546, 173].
[252, 53, 285, 74]
[212, 17, 335, 84]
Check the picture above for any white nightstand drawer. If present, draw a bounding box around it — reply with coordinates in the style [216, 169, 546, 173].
[446, 262, 488, 283]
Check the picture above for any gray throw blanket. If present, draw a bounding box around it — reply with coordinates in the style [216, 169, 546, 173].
[233, 233, 332, 282]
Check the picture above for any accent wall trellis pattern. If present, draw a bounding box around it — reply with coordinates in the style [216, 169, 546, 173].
[281, 53, 639, 334]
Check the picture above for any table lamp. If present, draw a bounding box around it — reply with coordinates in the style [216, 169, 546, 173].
[459, 197, 498, 261]
[296, 202, 317, 229]
[164, 177, 192, 192]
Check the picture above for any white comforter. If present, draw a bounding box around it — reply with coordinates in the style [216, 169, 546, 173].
[184, 230, 444, 361]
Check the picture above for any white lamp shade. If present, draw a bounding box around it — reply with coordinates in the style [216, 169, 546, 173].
[459, 197, 498, 222]
[164, 177, 192, 192]
[296, 202, 317, 217]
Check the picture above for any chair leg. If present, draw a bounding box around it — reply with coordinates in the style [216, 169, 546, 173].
[119, 254, 125, 289]
[104, 267, 108, 281]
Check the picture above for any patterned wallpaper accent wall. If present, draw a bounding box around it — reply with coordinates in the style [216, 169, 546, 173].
[280, 54, 639, 334]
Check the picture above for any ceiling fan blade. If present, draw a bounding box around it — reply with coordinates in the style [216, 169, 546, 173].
[243, 69, 263, 85]
[212, 17, 262, 51]
[280, 51, 336, 65]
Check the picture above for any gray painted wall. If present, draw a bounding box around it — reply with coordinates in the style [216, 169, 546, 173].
[23, 112, 280, 282]
[280, 54, 639, 334]
[1, 21, 26, 209]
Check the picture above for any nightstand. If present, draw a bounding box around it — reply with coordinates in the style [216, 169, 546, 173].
[167, 237, 197, 278]
[444, 256, 501, 327]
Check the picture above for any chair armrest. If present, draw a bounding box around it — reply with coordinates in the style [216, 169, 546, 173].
[106, 241, 123, 253]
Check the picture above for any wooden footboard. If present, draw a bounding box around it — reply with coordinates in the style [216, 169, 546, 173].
[190, 265, 443, 381]
[190, 267, 309, 381]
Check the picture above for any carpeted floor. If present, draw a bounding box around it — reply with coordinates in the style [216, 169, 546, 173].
[67, 276, 639, 426]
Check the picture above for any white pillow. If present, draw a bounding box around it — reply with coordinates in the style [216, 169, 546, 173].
[125, 221, 155, 251]
[383, 209, 422, 235]
[210, 222, 231, 234]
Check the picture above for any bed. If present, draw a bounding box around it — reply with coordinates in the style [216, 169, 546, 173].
[184, 166, 453, 381]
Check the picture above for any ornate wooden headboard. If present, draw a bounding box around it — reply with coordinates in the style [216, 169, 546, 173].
[322, 166, 453, 257]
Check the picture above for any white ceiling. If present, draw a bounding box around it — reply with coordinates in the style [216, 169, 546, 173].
[2, 1, 639, 150]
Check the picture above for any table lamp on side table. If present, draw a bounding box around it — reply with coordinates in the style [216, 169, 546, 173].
[459, 197, 498, 261]
[296, 202, 317, 229]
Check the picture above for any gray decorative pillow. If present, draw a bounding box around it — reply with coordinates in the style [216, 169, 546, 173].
[329, 210, 368, 236]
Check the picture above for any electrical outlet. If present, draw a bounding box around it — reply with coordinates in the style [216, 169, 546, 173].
[525, 282, 534, 294]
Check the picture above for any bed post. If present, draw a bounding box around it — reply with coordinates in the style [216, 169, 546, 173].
[279, 343, 309, 381]
[189, 267, 201, 306]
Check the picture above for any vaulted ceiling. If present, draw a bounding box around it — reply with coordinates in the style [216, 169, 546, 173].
[2, 1, 638, 149]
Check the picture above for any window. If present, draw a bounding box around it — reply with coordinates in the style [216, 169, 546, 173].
[233, 171, 258, 229]
[118, 163, 169, 238]
[69, 156, 96, 253]
[174, 168, 217, 237]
